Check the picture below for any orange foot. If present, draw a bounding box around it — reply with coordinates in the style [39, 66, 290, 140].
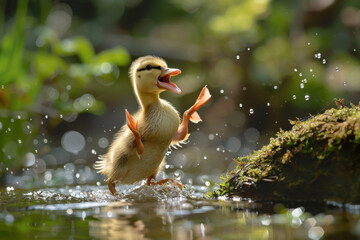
[187, 86, 212, 123]
[125, 109, 144, 157]
[175, 86, 212, 141]
[146, 175, 184, 189]
[107, 180, 119, 196]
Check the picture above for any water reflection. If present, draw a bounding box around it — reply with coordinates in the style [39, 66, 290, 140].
[0, 185, 359, 239]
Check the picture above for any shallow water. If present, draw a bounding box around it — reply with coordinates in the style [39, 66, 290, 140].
[1, 184, 360, 240]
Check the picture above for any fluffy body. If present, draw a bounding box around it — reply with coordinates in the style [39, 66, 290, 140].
[96, 99, 180, 184]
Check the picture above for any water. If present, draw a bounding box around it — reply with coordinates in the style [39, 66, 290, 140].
[1, 184, 360, 239]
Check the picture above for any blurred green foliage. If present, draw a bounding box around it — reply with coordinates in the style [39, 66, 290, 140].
[0, 0, 130, 171]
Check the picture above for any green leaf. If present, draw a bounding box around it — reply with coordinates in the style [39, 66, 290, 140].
[74, 37, 95, 63]
[52, 37, 94, 63]
[34, 53, 67, 80]
[0, 0, 28, 84]
[92, 47, 130, 66]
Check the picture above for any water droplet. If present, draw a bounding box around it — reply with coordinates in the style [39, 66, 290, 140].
[236, 55, 240, 60]
[203, 156, 207, 160]
[293, 95, 297, 100]
[305, 94, 310, 101]
[267, 102, 270, 106]
[61, 131, 86, 154]
[80, 94, 95, 109]
[44, 171, 52, 181]
[96, 181, 101, 186]
[98, 137, 109, 149]
[239, 103, 243, 108]
[208, 134, 215, 140]
[315, 53, 321, 59]
[308, 226, 325, 240]
[18, 139, 22, 144]
[45, 115, 48, 119]
[261, 217, 272, 226]
[273, 85, 278, 90]
[225, 136, 241, 152]
[82, 211, 86, 221]
[299, 73, 303, 77]
[100, 62, 112, 74]
[220, 89, 224, 94]
[322, 59, 326, 64]
[60, 114, 63, 119]
[249, 109, 254, 114]
[23, 152, 36, 167]
[244, 128, 260, 143]
[174, 171, 180, 178]
[91, 149, 97, 155]
[303, 78, 307, 83]
[292, 207, 304, 218]
[307, 42, 311, 46]
[247, 47, 250, 51]
[294, 68, 298, 72]
[300, 83, 304, 88]
[344, 82, 347, 86]
[310, 69, 313, 72]
[4, 214, 14, 224]
[335, 67, 339, 72]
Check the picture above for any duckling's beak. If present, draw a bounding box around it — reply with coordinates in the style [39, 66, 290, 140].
[157, 68, 182, 94]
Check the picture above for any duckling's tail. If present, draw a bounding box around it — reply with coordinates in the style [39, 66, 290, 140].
[94, 155, 106, 174]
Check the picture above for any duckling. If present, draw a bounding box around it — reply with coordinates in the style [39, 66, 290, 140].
[95, 56, 211, 195]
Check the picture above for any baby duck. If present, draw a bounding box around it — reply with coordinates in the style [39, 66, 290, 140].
[95, 56, 211, 195]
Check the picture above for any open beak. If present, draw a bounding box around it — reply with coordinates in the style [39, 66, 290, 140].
[157, 68, 182, 94]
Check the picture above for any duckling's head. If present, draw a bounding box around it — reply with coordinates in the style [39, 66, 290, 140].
[129, 56, 182, 97]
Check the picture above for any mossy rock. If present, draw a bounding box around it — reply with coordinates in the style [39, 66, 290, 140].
[213, 100, 360, 204]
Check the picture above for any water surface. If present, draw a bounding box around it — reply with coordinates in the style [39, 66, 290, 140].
[1, 184, 360, 239]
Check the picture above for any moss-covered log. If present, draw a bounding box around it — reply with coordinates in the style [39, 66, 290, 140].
[213, 101, 360, 204]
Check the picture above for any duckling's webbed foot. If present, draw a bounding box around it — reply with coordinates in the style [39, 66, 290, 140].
[107, 180, 118, 196]
[125, 109, 144, 157]
[146, 175, 183, 189]
[188, 86, 211, 121]
[174, 86, 212, 141]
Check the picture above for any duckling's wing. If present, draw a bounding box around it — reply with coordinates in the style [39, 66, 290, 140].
[170, 136, 189, 149]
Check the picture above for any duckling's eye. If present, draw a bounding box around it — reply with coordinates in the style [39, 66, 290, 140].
[138, 65, 162, 72]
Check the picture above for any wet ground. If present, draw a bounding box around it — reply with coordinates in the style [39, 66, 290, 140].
[1, 183, 360, 240]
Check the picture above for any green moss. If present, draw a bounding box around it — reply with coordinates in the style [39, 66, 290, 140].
[212, 101, 360, 203]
